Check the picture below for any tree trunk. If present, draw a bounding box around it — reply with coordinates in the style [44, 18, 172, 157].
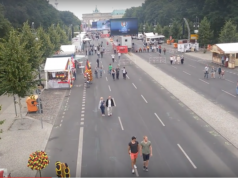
[18, 96, 23, 119]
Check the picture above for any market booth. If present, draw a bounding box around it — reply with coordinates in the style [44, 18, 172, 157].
[211, 43, 238, 68]
[112, 41, 128, 53]
[44, 57, 73, 89]
[59, 45, 76, 56]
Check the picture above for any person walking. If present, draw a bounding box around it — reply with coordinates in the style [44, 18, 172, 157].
[99, 67, 103, 78]
[181, 55, 184, 64]
[218, 67, 222, 78]
[111, 53, 115, 63]
[116, 66, 120, 79]
[97, 50, 100, 58]
[236, 81, 238, 95]
[122, 67, 127, 79]
[111, 68, 116, 80]
[140, 136, 152, 172]
[108, 64, 112, 75]
[118, 52, 121, 60]
[98, 97, 105, 116]
[128, 136, 139, 174]
[96, 58, 99, 68]
[221, 69, 225, 79]
[94, 46, 97, 54]
[94, 67, 98, 78]
[163, 47, 166, 55]
[170, 56, 173, 65]
[100, 49, 104, 58]
[159, 45, 161, 54]
[105, 96, 114, 116]
[204, 65, 209, 79]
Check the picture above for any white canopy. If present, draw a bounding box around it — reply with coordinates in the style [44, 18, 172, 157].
[216, 43, 238, 54]
[144, 32, 155, 37]
[60, 45, 76, 53]
[44, 57, 69, 72]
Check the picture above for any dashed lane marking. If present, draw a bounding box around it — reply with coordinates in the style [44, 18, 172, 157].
[177, 144, 197, 169]
[183, 71, 191, 75]
[222, 90, 236, 98]
[199, 79, 209, 84]
[108, 85, 111, 91]
[118, 117, 124, 130]
[106, 77, 108, 81]
[225, 79, 235, 83]
[172, 66, 177, 69]
[141, 95, 148, 103]
[76, 127, 84, 177]
[80, 122, 84, 125]
[154, 113, 165, 126]
[132, 83, 137, 89]
[189, 64, 196, 68]
[113, 98, 116, 107]
[126, 75, 130, 79]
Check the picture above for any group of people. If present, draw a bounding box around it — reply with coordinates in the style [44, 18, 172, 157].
[170, 55, 185, 65]
[108, 64, 127, 80]
[204, 65, 225, 79]
[98, 96, 115, 116]
[135, 44, 166, 54]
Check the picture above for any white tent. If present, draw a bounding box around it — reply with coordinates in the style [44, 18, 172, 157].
[216, 43, 238, 54]
[60, 45, 76, 55]
[44, 57, 69, 72]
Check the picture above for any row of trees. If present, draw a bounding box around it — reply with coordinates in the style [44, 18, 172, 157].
[124, 0, 238, 45]
[0, 22, 69, 118]
[139, 17, 238, 47]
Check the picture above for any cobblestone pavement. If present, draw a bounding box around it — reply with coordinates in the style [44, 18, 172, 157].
[26, 89, 67, 124]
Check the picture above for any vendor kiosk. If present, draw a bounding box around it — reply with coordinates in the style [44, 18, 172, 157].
[44, 57, 73, 89]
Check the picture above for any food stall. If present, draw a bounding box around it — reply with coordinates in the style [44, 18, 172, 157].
[60, 45, 76, 56]
[211, 43, 238, 68]
[44, 57, 73, 89]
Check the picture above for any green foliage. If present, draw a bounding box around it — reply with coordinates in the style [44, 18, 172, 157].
[139, 24, 143, 33]
[37, 26, 54, 63]
[0, 30, 38, 98]
[48, 24, 61, 52]
[56, 24, 69, 45]
[155, 24, 162, 34]
[169, 20, 182, 40]
[198, 17, 213, 47]
[124, 0, 238, 42]
[162, 26, 170, 38]
[0, 5, 12, 39]
[219, 20, 238, 43]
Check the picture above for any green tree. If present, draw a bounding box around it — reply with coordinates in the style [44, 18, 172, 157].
[0, 5, 12, 39]
[198, 17, 213, 48]
[148, 24, 153, 32]
[56, 24, 69, 45]
[162, 26, 170, 38]
[145, 23, 149, 32]
[48, 24, 61, 52]
[37, 26, 54, 63]
[219, 20, 238, 43]
[139, 23, 143, 33]
[0, 30, 38, 119]
[155, 24, 162, 34]
[169, 20, 182, 40]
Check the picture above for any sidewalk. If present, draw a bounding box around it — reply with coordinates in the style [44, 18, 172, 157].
[0, 88, 66, 176]
[125, 51, 238, 149]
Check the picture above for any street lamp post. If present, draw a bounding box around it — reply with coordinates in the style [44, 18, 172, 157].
[193, 16, 199, 43]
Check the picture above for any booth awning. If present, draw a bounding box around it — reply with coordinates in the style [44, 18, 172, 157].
[216, 43, 238, 54]
[60, 45, 76, 54]
[44, 57, 69, 72]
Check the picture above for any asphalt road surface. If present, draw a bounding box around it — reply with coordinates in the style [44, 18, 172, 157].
[42, 39, 238, 177]
[133, 39, 238, 118]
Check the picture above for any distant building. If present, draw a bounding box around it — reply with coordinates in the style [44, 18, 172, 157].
[111, 10, 126, 19]
[82, 6, 126, 25]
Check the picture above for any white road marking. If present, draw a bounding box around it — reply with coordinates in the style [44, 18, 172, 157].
[82, 104, 85, 107]
[222, 90, 236, 98]
[113, 98, 116, 107]
[63, 112, 65, 115]
[225, 79, 235, 83]
[60, 124, 62, 127]
[126, 75, 130, 79]
[189, 64, 196, 68]
[177, 144, 197, 169]
[82, 99, 85, 101]
[81, 118, 84, 121]
[61, 120, 63, 122]
[82, 101, 85, 104]
[83, 97, 85, 99]
[81, 114, 84, 117]
[135, 168, 139, 177]
[118, 117, 124, 130]
[81, 111, 85, 113]
[141, 95, 148, 103]
[82, 107, 85, 110]
[62, 116, 64, 118]
[199, 79, 209, 84]
[172, 66, 177, 69]
[108, 85, 111, 91]
[104, 70, 105, 74]
[106, 77, 108, 81]
[76, 127, 84, 177]
[183, 71, 191, 75]
[132, 83, 137, 89]
[154, 113, 165, 126]
[80, 122, 84, 125]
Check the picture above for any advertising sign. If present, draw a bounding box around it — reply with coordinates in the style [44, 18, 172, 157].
[190, 34, 198, 40]
[97, 20, 110, 30]
[92, 22, 97, 28]
[110, 18, 138, 36]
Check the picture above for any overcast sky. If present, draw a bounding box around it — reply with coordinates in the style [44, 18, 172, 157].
[48, 0, 144, 20]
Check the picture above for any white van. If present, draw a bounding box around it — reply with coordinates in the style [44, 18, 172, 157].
[137, 33, 143, 40]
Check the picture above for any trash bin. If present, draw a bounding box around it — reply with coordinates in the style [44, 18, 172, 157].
[26, 95, 38, 112]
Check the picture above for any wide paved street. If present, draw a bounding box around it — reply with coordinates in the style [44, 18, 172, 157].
[42, 39, 238, 177]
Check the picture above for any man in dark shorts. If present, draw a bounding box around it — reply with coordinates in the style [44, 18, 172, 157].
[128, 136, 139, 174]
[140, 136, 152, 172]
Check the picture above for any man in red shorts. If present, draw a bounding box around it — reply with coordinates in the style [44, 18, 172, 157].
[128, 136, 139, 174]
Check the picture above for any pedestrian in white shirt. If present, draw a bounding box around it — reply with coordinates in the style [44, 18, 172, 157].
[106, 96, 115, 116]
[122, 67, 127, 79]
[111, 54, 115, 63]
[118, 52, 121, 60]
[170, 56, 173, 65]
